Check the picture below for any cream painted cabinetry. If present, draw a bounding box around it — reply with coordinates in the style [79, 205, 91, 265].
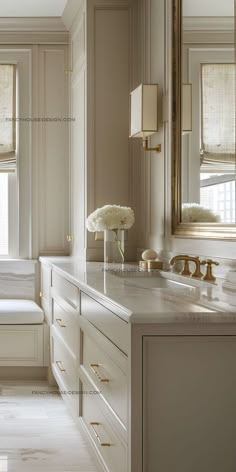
[142, 335, 236, 472]
[41, 261, 236, 472]
[50, 271, 80, 416]
[40, 263, 52, 323]
[41, 262, 129, 471]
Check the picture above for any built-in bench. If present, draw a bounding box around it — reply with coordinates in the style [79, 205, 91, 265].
[0, 300, 48, 367]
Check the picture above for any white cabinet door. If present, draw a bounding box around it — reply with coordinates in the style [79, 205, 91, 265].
[143, 336, 236, 472]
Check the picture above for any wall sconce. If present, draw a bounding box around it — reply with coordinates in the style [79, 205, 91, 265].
[182, 83, 192, 134]
[129, 84, 161, 153]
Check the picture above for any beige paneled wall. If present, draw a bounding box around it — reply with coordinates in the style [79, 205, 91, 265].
[66, 0, 138, 261]
[37, 46, 69, 256]
[133, 0, 165, 254]
[87, 1, 133, 260]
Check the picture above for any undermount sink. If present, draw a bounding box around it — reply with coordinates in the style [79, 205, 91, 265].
[112, 270, 196, 290]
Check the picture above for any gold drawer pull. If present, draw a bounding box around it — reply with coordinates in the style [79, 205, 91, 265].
[90, 422, 111, 447]
[56, 361, 65, 372]
[90, 364, 109, 383]
[39, 291, 46, 298]
[56, 318, 66, 328]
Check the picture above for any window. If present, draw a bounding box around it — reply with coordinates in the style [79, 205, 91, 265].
[200, 63, 235, 167]
[200, 63, 236, 222]
[0, 64, 17, 256]
[0, 174, 8, 255]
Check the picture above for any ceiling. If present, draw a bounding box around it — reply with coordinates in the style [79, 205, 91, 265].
[183, 0, 233, 16]
[0, 0, 68, 17]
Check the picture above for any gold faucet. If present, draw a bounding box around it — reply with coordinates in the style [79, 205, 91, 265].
[169, 255, 204, 278]
[201, 259, 219, 282]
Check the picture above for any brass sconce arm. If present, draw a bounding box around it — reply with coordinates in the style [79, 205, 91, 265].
[142, 137, 161, 153]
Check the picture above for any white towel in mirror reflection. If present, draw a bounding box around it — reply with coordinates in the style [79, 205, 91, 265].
[182, 203, 221, 223]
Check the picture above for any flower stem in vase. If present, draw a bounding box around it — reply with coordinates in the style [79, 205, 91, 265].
[104, 229, 125, 264]
[113, 229, 125, 263]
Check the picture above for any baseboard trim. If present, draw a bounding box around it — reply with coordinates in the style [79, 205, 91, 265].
[0, 366, 47, 380]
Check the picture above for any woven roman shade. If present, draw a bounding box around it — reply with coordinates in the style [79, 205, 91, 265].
[0, 64, 16, 172]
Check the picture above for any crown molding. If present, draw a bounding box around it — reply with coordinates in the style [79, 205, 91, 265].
[183, 16, 234, 32]
[0, 17, 68, 32]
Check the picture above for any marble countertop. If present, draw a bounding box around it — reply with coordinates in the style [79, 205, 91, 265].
[39, 257, 236, 324]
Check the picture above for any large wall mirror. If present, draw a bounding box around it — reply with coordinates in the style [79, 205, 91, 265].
[172, 0, 236, 239]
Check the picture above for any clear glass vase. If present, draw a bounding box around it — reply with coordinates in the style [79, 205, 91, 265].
[104, 229, 125, 263]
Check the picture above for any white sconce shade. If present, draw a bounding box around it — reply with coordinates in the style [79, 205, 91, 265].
[182, 83, 192, 133]
[130, 84, 158, 138]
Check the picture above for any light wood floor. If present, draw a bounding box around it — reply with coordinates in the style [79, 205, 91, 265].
[0, 381, 98, 472]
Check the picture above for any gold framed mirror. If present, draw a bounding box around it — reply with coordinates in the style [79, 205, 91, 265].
[172, 0, 236, 239]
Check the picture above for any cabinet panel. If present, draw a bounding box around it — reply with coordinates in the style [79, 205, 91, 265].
[80, 292, 128, 354]
[52, 298, 79, 360]
[81, 329, 128, 429]
[51, 329, 78, 415]
[81, 379, 128, 472]
[0, 325, 43, 366]
[52, 271, 79, 309]
[143, 336, 236, 472]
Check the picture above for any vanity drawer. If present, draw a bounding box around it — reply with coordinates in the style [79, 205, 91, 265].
[51, 330, 78, 415]
[81, 330, 128, 428]
[52, 271, 79, 309]
[52, 299, 79, 359]
[80, 292, 128, 355]
[81, 380, 128, 472]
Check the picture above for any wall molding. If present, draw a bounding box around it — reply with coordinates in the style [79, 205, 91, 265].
[183, 16, 234, 32]
[0, 18, 69, 45]
[0, 17, 67, 32]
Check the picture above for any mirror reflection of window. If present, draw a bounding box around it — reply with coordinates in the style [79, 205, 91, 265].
[0, 456, 8, 472]
[181, 0, 235, 223]
[200, 63, 235, 223]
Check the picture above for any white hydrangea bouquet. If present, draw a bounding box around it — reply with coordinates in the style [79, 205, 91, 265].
[86, 205, 135, 263]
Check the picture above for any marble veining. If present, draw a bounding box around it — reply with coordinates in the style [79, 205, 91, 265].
[0, 262, 35, 300]
[0, 381, 98, 472]
[40, 257, 236, 324]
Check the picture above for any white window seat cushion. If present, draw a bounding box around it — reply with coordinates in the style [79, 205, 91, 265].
[0, 300, 44, 324]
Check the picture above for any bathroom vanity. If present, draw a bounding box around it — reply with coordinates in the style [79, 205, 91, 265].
[40, 257, 236, 472]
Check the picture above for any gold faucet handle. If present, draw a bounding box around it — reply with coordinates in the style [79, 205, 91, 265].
[201, 259, 219, 282]
[201, 259, 219, 267]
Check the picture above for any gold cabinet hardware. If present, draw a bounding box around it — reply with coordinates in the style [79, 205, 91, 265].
[201, 259, 219, 282]
[56, 318, 66, 328]
[90, 422, 111, 447]
[56, 361, 65, 372]
[90, 364, 109, 383]
[39, 291, 46, 298]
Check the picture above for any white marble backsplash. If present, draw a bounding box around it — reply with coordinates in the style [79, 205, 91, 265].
[0, 261, 36, 300]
